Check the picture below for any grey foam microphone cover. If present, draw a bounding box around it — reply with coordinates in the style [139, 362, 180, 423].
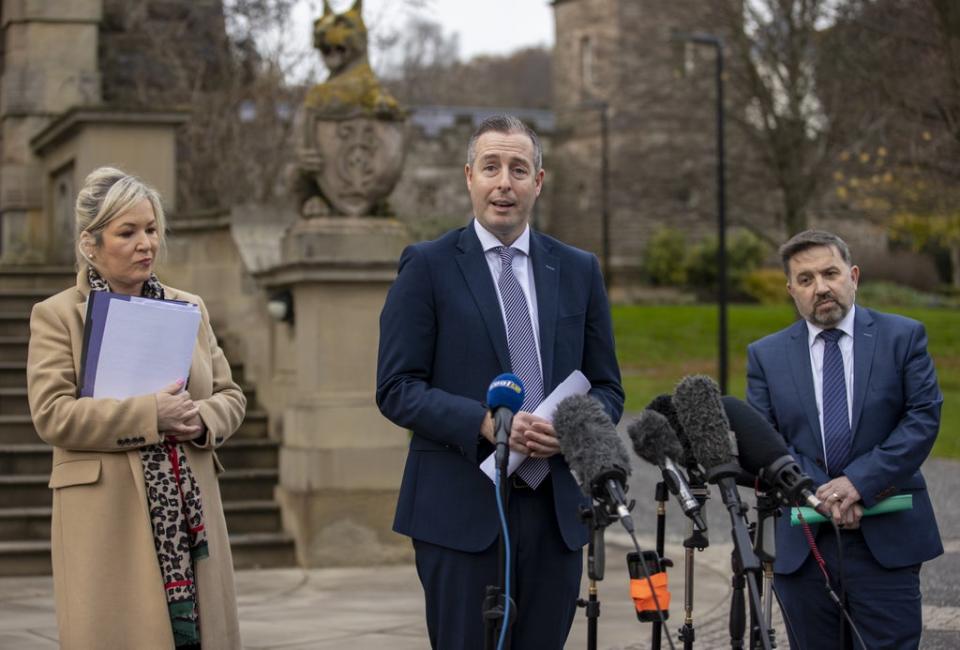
[672, 374, 734, 470]
[553, 394, 631, 490]
[626, 410, 684, 467]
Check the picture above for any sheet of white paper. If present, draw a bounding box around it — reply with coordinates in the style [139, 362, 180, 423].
[92, 298, 201, 399]
[480, 370, 592, 482]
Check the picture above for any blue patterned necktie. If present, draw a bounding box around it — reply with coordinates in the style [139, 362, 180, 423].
[820, 328, 852, 476]
[497, 246, 550, 488]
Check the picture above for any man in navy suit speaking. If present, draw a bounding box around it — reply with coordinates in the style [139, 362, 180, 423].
[377, 114, 623, 649]
[747, 230, 943, 649]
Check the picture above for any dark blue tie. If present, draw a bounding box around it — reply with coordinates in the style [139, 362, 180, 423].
[497, 246, 549, 488]
[820, 329, 851, 476]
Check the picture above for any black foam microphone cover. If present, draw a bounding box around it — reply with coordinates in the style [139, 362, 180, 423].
[627, 410, 685, 466]
[646, 393, 697, 468]
[554, 394, 632, 491]
[720, 396, 788, 475]
[672, 375, 734, 471]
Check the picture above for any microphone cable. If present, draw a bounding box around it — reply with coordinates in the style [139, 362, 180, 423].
[794, 509, 868, 650]
[494, 465, 511, 650]
[626, 528, 677, 650]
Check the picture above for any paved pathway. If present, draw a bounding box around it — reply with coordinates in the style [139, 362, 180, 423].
[0, 456, 957, 648]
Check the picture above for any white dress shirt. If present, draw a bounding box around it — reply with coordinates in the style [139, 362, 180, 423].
[805, 304, 856, 473]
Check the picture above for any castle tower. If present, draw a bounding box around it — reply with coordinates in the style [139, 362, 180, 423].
[551, 0, 747, 289]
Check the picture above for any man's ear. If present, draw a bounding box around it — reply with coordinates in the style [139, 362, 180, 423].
[464, 164, 473, 191]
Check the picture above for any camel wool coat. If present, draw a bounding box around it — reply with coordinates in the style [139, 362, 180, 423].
[26, 270, 245, 650]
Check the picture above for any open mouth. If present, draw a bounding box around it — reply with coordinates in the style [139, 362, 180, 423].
[491, 200, 515, 209]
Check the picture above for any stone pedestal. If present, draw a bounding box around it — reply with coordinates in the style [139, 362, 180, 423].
[257, 216, 412, 566]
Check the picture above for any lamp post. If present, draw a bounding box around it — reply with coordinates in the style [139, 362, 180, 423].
[672, 31, 728, 394]
[575, 99, 611, 290]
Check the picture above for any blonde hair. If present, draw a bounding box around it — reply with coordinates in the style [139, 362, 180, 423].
[75, 166, 167, 268]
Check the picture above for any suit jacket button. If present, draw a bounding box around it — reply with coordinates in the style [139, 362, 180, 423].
[815, 458, 825, 468]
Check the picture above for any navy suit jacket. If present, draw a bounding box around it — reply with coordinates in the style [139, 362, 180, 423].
[746, 306, 943, 573]
[376, 223, 624, 553]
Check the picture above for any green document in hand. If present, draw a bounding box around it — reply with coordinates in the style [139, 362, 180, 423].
[790, 494, 913, 526]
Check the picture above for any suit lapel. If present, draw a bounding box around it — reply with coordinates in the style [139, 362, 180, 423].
[787, 319, 822, 439]
[851, 307, 876, 436]
[530, 232, 558, 391]
[455, 227, 511, 372]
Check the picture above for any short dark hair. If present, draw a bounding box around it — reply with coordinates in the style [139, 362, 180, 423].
[466, 114, 542, 171]
[779, 229, 854, 276]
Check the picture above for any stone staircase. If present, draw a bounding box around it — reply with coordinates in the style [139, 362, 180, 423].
[0, 266, 295, 575]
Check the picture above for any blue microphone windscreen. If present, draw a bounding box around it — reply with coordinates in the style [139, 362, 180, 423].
[487, 373, 525, 413]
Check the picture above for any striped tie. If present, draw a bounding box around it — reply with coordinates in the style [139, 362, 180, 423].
[820, 329, 851, 476]
[497, 246, 550, 488]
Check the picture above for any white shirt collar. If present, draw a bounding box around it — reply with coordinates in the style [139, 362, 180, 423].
[473, 219, 531, 257]
[806, 304, 857, 347]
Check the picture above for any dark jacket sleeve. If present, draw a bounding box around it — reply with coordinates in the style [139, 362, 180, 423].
[376, 245, 488, 463]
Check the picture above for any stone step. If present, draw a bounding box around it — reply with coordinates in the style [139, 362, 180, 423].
[235, 410, 269, 439]
[0, 314, 30, 338]
[0, 266, 74, 291]
[0, 439, 279, 475]
[0, 474, 49, 507]
[0, 506, 51, 542]
[217, 438, 279, 470]
[0, 500, 284, 542]
[0, 336, 27, 363]
[222, 500, 285, 535]
[0, 444, 50, 475]
[0, 363, 26, 388]
[0, 540, 51, 576]
[219, 468, 278, 501]
[0, 387, 28, 415]
[0, 468, 279, 507]
[0, 415, 36, 443]
[230, 532, 297, 570]
[0, 531, 297, 576]
[0, 288, 53, 313]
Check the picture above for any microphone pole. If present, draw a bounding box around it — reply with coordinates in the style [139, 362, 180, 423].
[482, 374, 525, 650]
[651, 480, 668, 650]
[751, 486, 779, 650]
[680, 466, 709, 650]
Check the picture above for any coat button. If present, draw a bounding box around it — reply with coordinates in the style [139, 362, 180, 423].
[815, 458, 825, 468]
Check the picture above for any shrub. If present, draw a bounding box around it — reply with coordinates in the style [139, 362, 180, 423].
[641, 227, 688, 286]
[684, 230, 769, 298]
[743, 268, 789, 304]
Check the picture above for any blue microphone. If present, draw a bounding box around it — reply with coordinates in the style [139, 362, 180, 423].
[487, 373, 525, 467]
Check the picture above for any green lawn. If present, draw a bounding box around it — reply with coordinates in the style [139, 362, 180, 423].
[611, 303, 960, 459]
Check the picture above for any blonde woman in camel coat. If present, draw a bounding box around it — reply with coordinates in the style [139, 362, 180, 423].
[26, 168, 245, 650]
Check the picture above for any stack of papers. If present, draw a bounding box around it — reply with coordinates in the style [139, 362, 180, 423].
[80, 291, 201, 399]
[480, 370, 592, 481]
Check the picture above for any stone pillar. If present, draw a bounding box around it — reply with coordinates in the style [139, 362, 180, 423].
[0, 0, 102, 262]
[257, 216, 412, 566]
[29, 108, 188, 264]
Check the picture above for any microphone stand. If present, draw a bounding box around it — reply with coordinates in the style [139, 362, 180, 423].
[751, 489, 780, 650]
[650, 481, 669, 650]
[704, 462, 772, 650]
[680, 470, 710, 650]
[577, 499, 617, 650]
[483, 441, 516, 650]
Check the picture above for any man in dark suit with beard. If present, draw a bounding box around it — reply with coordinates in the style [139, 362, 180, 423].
[747, 229, 942, 649]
